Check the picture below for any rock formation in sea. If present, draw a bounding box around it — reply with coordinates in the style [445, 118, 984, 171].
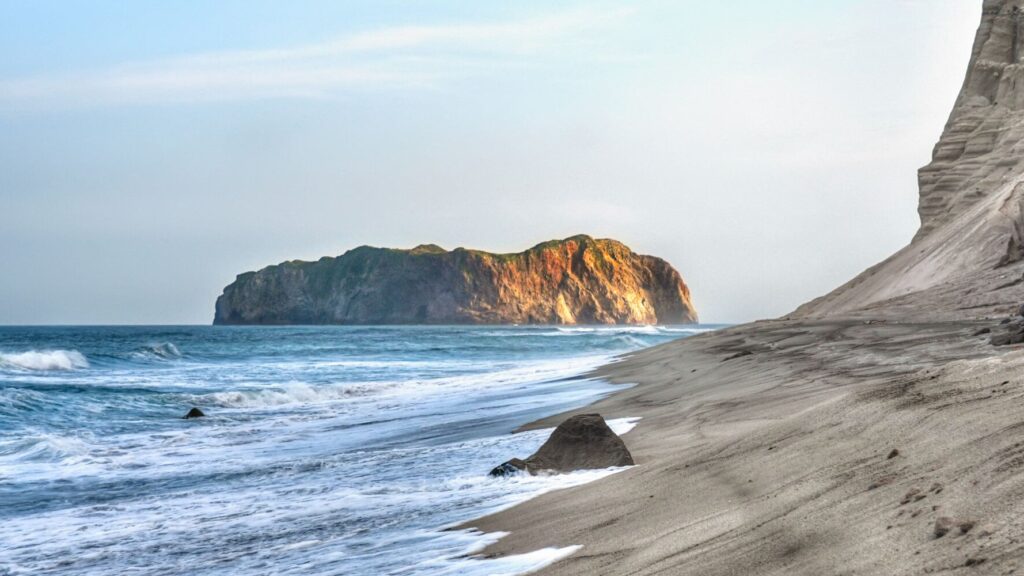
[489, 414, 634, 476]
[183, 407, 205, 419]
[796, 0, 1024, 320]
[213, 235, 697, 325]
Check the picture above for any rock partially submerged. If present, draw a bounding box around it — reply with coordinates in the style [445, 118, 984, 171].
[489, 414, 634, 477]
[183, 407, 206, 419]
[489, 458, 528, 477]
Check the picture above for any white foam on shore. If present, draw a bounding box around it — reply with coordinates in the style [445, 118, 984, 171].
[555, 325, 661, 334]
[0, 349, 89, 371]
[434, 542, 584, 575]
[609, 416, 641, 435]
[502, 545, 583, 574]
[428, 417, 640, 575]
[196, 355, 617, 410]
[0, 323, 681, 574]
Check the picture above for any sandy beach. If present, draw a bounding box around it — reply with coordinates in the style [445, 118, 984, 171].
[463, 3, 1024, 572]
[466, 318, 1024, 574]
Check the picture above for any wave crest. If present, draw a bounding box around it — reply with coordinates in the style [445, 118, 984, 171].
[0, 349, 89, 371]
[0, 433, 93, 462]
[200, 381, 371, 408]
[132, 342, 183, 361]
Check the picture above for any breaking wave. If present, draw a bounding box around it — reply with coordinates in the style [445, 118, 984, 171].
[0, 433, 93, 462]
[200, 381, 371, 408]
[0, 349, 89, 371]
[132, 342, 183, 361]
[552, 325, 714, 336]
[611, 334, 650, 349]
[554, 325, 661, 335]
[196, 355, 614, 410]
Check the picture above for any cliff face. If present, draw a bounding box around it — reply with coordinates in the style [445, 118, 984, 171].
[213, 235, 697, 325]
[795, 0, 1024, 320]
[917, 1, 1024, 240]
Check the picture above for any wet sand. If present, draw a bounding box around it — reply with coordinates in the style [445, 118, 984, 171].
[464, 319, 1024, 574]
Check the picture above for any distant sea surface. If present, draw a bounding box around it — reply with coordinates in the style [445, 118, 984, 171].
[0, 325, 717, 575]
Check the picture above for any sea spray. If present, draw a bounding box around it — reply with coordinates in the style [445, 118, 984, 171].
[0, 349, 89, 371]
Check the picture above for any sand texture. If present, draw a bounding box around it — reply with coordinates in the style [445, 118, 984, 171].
[469, 319, 1024, 574]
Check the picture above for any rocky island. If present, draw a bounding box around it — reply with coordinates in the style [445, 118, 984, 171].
[213, 235, 697, 325]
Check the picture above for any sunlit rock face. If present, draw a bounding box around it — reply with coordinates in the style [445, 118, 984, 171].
[213, 235, 698, 325]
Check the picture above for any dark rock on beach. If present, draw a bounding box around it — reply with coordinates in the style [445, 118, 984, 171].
[490, 414, 634, 476]
[990, 321, 1024, 346]
[984, 314, 1024, 346]
[526, 414, 635, 473]
[489, 458, 528, 477]
[183, 407, 206, 419]
[934, 516, 955, 538]
[723, 350, 754, 362]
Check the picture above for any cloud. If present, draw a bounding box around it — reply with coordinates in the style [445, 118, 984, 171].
[0, 7, 632, 109]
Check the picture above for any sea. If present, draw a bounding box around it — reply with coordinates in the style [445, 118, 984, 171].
[0, 325, 715, 575]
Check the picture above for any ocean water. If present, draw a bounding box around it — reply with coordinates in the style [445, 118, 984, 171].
[0, 325, 714, 575]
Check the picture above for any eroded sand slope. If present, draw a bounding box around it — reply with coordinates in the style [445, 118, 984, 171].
[797, 0, 1024, 320]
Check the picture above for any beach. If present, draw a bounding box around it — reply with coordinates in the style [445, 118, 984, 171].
[4, 0, 1018, 574]
[468, 318, 1024, 574]
[459, 4, 1024, 572]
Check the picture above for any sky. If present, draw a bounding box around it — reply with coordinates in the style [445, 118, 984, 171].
[0, 0, 982, 325]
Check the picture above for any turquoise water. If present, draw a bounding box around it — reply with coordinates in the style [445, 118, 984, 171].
[0, 325, 714, 575]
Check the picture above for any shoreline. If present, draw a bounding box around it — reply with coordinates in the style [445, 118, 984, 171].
[0, 325, 689, 575]
[444, 418, 642, 575]
[460, 318, 1024, 575]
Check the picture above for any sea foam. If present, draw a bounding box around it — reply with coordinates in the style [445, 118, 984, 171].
[136, 342, 182, 360]
[0, 324, 707, 575]
[0, 349, 89, 371]
[196, 355, 615, 410]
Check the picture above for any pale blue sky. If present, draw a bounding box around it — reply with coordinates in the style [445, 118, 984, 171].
[0, 1, 981, 324]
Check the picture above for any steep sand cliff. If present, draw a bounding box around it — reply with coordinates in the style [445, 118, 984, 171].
[214, 235, 697, 325]
[797, 0, 1024, 320]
